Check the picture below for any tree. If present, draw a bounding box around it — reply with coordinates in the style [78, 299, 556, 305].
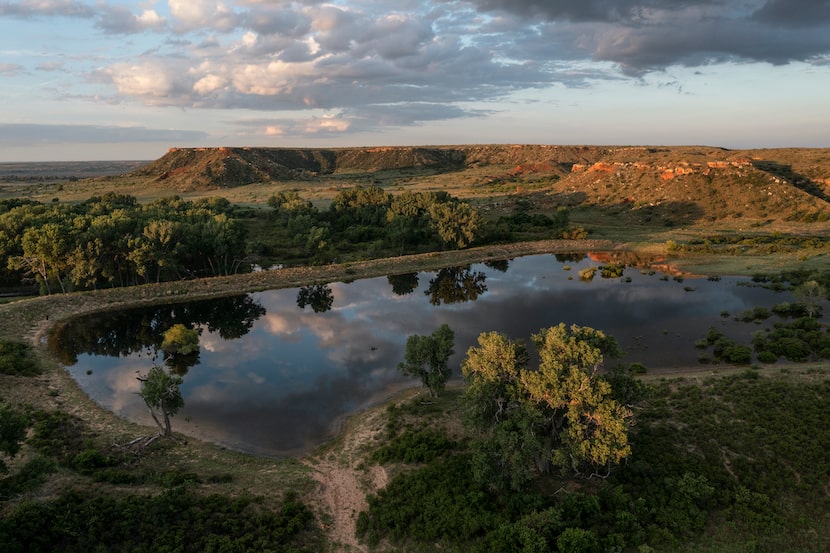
[793, 280, 825, 318]
[161, 324, 200, 357]
[462, 324, 632, 488]
[428, 201, 479, 249]
[161, 324, 200, 375]
[138, 365, 184, 438]
[398, 324, 455, 398]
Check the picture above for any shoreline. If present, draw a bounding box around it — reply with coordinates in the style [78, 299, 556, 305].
[0, 239, 621, 454]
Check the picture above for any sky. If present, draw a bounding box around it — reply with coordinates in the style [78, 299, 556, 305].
[1, 0, 829, 161]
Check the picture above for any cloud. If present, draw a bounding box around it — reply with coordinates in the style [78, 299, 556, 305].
[0, 1, 167, 34]
[0, 124, 208, 146]
[752, 0, 830, 28]
[96, 6, 167, 34]
[0, 63, 25, 76]
[0, 0, 94, 18]
[458, 0, 830, 71]
[169, 0, 242, 32]
[36, 61, 66, 71]
[7, 0, 829, 144]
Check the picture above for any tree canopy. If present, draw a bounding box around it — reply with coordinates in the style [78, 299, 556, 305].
[398, 324, 456, 398]
[462, 324, 632, 489]
[0, 194, 248, 293]
[138, 365, 184, 437]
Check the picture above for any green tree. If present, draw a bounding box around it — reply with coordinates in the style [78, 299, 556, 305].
[462, 324, 632, 487]
[161, 324, 200, 357]
[793, 280, 825, 318]
[429, 201, 479, 249]
[11, 222, 71, 294]
[138, 365, 184, 437]
[398, 324, 455, 398]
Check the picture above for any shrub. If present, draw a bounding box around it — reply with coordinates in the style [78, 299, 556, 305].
[579, 267, 597, 281]
[0, 341, 40, 376]
[557, 527, 600, 553]
[371, 429, 458, 464]
[29, 411, 88, 464]
[757, 351, 778, 364]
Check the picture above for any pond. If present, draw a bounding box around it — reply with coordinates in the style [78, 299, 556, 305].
[52, 254, 797, 457]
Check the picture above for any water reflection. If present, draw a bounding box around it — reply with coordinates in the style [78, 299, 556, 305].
[425, 265, 488, 305]
[50, 295, 266, 366]
[53, 254, 798, 457]
[387, 273, 419, 296]
[296, 284, 334, 313]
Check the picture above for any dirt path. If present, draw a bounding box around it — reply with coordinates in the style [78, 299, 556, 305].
[302, 406, 391, 552]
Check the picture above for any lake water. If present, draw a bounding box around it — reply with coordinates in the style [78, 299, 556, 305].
[53, 254, 796, 457]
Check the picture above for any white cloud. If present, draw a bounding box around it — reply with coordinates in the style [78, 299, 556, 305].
[193, 73, 228, 95]
[304, 115, 350, 133]
[106, 61, 181, 99]
[169, 0, 240, 32]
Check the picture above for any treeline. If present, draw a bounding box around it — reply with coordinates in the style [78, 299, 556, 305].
[0, 186, 574, 294]
[258, 185, 572, 263]
[0, 194, 247, 293]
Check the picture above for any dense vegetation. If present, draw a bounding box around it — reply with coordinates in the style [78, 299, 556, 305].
[0, 186, 575, 295]
[0, 393, 321, 552]
[0, 194, 247, 292]
[0, 488, 317, 553]
[358, 369, 830, 552]
[258, 186, 572, 265]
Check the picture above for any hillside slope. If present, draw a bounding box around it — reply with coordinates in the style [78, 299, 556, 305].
[128, 145, 830, 223]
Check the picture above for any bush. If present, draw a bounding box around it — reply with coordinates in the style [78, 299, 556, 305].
[371, 428, 458, 464]
[757, 350, 778, 363]
[579, 267, 597, 281]
[0, 488, 319, 552]
[557, 527, 600, 553]
[0, 456, 57, 499]
[0, 341, 40, 376]
[29, 411, 88, 464]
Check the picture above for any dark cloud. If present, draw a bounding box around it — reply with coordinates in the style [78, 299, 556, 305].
[752, 0, 830, 28]
[0, 124, 208, 146]
[459, 0, 721, 23]
[459, 0, 830, 71]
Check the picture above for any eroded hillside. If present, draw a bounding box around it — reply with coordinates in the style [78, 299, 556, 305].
[126, 145, 830, 223]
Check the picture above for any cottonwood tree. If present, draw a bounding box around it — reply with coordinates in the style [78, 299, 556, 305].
[398, 324, 455, 398]
[161, 324, 200, 375]
[793, 280, 825, 318]
[462, 323, 633, 489]
[138, 365, 184, 438]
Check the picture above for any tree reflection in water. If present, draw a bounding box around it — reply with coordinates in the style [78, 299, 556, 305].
[387, 273, 419, 296]
[425, 266, 488, 306]
[296, 284, 334, 313]
[50, 295, 266, 367]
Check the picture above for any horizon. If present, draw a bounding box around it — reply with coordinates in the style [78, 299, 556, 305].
[3, 141, 830, 165]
